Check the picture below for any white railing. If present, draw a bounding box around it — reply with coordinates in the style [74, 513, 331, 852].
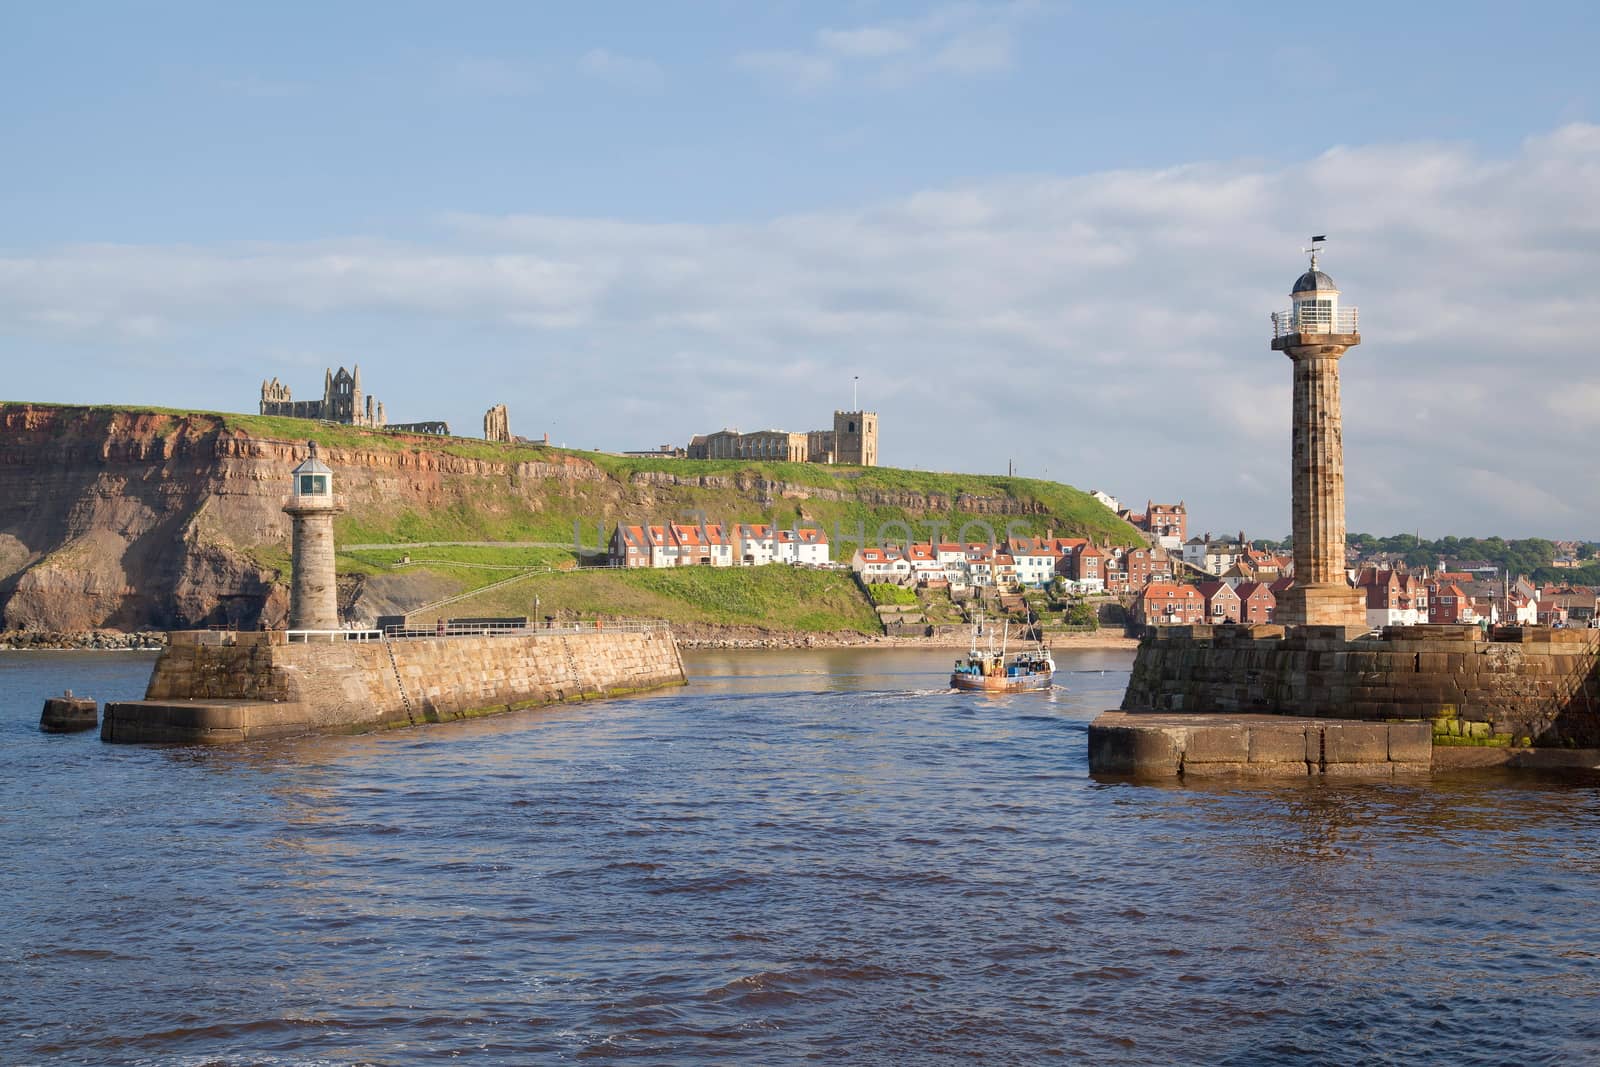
[386, 618, 672, 640]
[287, 629, 385, 643]
[287, 619, 672, 643]
[1271, 306, 1359, 339]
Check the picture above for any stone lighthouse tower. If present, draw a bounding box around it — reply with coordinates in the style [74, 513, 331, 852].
[1270, 242, 1367, 630]
[284, 442, 345, 631]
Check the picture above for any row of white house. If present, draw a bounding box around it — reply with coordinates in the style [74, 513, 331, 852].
[851, 537, 1127, 593]
[609, 523, 830, 569]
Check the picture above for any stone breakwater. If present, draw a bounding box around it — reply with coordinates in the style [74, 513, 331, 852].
[1121, 623, 1600, 747]
[1089, 712, 1432, 779]
[103, 628, 687, 743]
[1, 630, 167, 651]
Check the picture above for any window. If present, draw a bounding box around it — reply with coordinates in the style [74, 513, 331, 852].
[298, 473, 328, 496]
[1294, 299, 1333, 330]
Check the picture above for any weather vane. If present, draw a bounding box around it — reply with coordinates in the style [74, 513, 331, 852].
[1301, 234, 1328, 270]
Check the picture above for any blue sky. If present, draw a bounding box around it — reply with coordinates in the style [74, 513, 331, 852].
[3, 1, 1598, 537]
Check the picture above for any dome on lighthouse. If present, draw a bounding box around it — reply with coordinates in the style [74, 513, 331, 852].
[291, 441, 332, 477]
[290, 452, 333, 477]
[1291, 269, 1338, 294]
[290, 441, 334, 501]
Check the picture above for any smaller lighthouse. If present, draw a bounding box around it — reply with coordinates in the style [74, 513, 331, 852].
[284, 442, 345, 631]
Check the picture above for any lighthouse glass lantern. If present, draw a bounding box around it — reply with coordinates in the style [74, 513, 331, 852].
[290, 443, 334, 505]
[1291, 269, 1339, 333]
[1286, 242, 1356, 336]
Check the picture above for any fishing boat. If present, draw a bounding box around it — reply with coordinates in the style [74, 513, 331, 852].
[949, 617, 1056, 692]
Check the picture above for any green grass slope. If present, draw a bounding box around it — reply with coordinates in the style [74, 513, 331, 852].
[405, 566, 882, 634]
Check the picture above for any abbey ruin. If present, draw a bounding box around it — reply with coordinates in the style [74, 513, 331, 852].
[483, 403, 511, 443]
[259, 366, 450, 436]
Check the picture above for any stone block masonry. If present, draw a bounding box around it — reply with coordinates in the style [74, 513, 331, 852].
[1119, 624, 1600, 748]
[1089, 712, 1432, 779]
[103, 628, 687, 743]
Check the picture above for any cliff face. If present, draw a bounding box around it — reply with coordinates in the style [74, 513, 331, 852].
[0, 404, 602, 631]
[0, 403, 1136, 632]
[0, 406, 286, 630]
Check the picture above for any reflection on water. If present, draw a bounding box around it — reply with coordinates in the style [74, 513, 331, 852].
[3, 648, 1600, 1064]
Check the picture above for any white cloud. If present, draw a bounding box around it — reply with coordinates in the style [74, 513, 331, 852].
[1461, 469, 1576, 521]
[1548, 384, 1600, 426]
[737, 2, 1041, 91]
[817, 26, 917, 58]
[578, 49, 664, 91]
[733, 49, 838, 93]
[4, 125, 1599, 537]
[439, 57, 539, 97]
[928, 26, 1013, 74]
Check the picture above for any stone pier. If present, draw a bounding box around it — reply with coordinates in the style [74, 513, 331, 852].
[1090, 712, 1431, 779]
[1090, 249, 1600, 779]
[103, 627, 687, 744]
[1119, 624, 1600, 744]
[1088, 623, 1600, 778]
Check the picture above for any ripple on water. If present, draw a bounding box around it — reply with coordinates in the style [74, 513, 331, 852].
[4, 648, 1600, 1065]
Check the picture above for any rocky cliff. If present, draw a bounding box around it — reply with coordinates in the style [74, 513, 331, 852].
[0, 402, 1138, 632]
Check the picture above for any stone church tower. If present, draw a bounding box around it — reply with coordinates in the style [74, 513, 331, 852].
[1270, 244, 1367, 630]
[830, 410, 878, 466]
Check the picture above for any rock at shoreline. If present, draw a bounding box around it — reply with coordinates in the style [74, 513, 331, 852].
[1, 630, 168, 651]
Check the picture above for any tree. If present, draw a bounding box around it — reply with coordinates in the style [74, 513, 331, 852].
[1065, 601, 1099, 631]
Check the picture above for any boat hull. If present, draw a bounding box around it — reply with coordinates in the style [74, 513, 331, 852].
[950, 672, 1054, 693]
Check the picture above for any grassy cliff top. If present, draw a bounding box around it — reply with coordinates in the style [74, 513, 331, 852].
[402, 565, 885, 634]
[3, 400, 1142, 547]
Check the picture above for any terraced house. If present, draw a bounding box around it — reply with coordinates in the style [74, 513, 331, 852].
[1234, 581, 1277, 624]
[1135, 582, 1205, 627]
[1119, 500, 1187, 548]
[613, 522, 828, 569]
[852, 547, 912, 583]
[1356, 566, 1429, 628]
[607, 523, 730, 568]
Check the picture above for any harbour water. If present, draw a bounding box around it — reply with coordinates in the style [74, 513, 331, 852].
[5, 648, 1600, 1064]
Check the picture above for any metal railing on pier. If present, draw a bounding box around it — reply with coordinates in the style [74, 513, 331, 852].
[286, 629, 385, 643]
[1271, 306, 1359, 339]
[286, 618, 672, 644]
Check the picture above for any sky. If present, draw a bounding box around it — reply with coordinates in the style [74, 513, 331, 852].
[2, 1, 1597, 540]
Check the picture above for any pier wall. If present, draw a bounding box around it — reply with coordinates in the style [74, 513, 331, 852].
[104, 628, 686, 743]
[1121, 624, 1600, 747]
[1089, 713, 1432, 779]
